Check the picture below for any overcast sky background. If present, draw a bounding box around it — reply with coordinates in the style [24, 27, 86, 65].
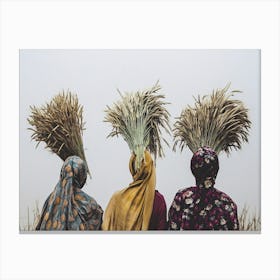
[19, 49, 260, 229]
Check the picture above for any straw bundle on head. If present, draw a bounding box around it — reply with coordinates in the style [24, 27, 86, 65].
[104, 82, 171, 170]
[173, 83, 251, 155]
[28, 90, 90, 175]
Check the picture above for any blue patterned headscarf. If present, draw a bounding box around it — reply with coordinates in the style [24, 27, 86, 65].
[36, 156, 103, 230]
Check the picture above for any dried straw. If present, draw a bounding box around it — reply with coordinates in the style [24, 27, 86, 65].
[173, 83, 251, 155]
[238, 204, 261, 231]
[104, 82, 171, 170]
[28, 90, 90, 175]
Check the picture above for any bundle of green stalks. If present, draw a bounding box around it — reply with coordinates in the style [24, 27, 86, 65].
[173, 83, 251, 155]
[28, 90, 90, 175]
[104, 82, 171, 170]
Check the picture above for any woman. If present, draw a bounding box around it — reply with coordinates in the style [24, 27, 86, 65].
[36, 156, 103, 230]
[169, 84, 251, 230]
[103, 82, 170, 230]
[102, 151, 167, 230]
[168, 147, 239, 230]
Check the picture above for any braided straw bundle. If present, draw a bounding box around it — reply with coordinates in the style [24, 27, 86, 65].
[28, 90, 90, 175]
[173, 83, 251, 155]
[104, 82, 171, 170]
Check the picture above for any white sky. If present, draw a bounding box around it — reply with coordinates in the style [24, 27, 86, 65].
[19, 49, 260, 228]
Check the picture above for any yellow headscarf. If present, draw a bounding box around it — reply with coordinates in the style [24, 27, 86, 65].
[102, 150, 156, 230]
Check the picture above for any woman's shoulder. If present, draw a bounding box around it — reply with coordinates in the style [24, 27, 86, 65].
[175, 186, 197, 197]
[76, 189, 104, 212]
[105, 190, 122, 208]
[154, 190, 167, 208]
[154, 189, 166, 201]
[213, 187, 237, 207]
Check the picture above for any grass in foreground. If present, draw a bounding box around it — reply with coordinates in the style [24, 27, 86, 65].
[20, 202, 260, 231]
[238, 204, 261, 231]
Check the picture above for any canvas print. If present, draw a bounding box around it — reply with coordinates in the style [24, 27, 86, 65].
[19, 49, 260, 232]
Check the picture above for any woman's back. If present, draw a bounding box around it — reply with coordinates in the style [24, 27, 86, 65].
[168, 186, 239, 230]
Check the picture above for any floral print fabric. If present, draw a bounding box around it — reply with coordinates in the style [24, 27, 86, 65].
[191, 147, 219, 189]
[168, 146, 239, 230]
[168, 186, 239, 230]
[36, 156, 103, 230]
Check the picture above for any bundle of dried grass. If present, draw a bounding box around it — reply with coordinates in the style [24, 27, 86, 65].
[238, 204, 261, 231]
[28, 90, 90, 175]
[173, 83, 251, 155]
[104, 82, 171, 170]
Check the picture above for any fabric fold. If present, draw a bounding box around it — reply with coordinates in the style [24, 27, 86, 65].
[36, 156, 103, 230]
[102, 150, 156, 230]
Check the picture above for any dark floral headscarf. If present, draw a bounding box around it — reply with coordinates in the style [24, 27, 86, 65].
[190, 147, 219, 189]
[36, 156, 103, 230]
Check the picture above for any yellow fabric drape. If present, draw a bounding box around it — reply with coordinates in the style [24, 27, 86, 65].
[102, 150, 156, 230]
